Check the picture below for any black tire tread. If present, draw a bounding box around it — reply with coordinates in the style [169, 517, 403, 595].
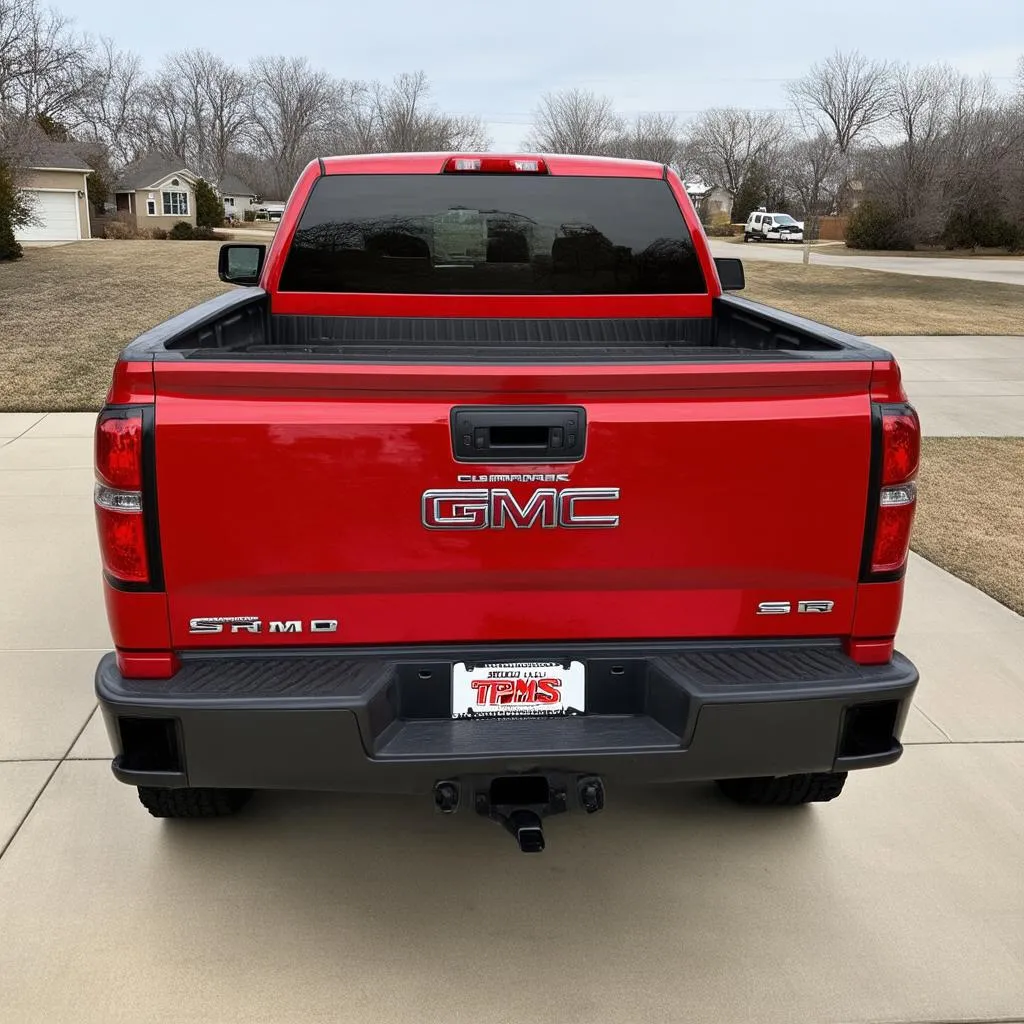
[137, 786, 251, 818]
[715, 771, 847, 806]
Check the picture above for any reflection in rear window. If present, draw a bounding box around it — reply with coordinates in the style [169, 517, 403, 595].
[278, 175, 706, 295]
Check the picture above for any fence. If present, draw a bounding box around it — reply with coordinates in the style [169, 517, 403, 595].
[88, 212, 117, 238]
[817, 216, 849, 241]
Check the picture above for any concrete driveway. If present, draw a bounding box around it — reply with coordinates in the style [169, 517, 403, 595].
[1, 411, 1023, 1023]
[871, 335, 1024, 436]
[709, 238, 1024, 286]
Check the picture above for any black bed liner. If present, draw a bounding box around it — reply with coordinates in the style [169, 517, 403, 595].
[120, 288, 894, 364]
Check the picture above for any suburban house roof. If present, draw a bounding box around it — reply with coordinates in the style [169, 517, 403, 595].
[115, 154, 197, 191]
[218, 173, 257, 196]
[25, 134, 93, 172]
[684, 180, 733, 198]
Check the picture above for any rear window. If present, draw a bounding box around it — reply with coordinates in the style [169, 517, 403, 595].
[278, 174, 706, 295]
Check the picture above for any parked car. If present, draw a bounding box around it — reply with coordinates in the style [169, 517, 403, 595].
[92, 153, 919, 851]
[745, 209, 805, 242]
[255, 202, 285, 222]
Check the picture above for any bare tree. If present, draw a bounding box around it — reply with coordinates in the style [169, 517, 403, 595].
[248, 56, 335, 196]
[73, 38, 147, 168]
[368, 72, 488, 152]
[524, 88, 624, 154]
[0, 0, 32, 105]
[788, 49, 892, 154]
[882, 63, 953, 230]
[145, 65, 197, 162]
[942, 73, 1024, 239]
[682, 107, 785, 192]
[139, 49, 246, 179]
[324, 79, 377, 155]
[609, 112, 681, 164]
[783, 131, 843, 220]
[0, 0, 94, 127]
[940, 73, 1000, 214]
[184, 50, 249, 181]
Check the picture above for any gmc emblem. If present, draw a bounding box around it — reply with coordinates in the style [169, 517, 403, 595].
[422, 487, 620, 530]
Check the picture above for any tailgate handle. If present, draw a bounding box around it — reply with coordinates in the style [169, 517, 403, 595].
[451, 406, 586, 463]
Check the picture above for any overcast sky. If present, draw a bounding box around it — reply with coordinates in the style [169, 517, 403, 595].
[59, 0, 1023, 150]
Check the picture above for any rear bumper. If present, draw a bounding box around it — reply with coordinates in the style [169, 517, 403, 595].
[95, 641, 918, 793]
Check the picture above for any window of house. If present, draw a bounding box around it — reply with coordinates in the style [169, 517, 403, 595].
[146, 198, 156, 216]
[163, 191, 189, 216]
[224, 197, 234, 207]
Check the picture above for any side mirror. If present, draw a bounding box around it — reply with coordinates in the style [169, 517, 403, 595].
[714, 256, 745, 291]
[218, 243, 266, 285]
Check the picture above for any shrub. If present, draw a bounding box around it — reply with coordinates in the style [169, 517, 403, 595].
[193, 225, 216, 240]
[194, 178, 223, 228]
[87, 169, 110, 216]
[845, 200, 915, 250]
[705, 223, 739, 237]
[103, 219, 137, 239]
[0, 159, 31, 261]
[243, 209, 255, 222]
[168, 221, 195, 240]
[942, 206, 1023, 251]
[150, 227, 168, 240]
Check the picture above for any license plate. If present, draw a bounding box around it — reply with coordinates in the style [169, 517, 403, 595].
[451, 661, 586, 719]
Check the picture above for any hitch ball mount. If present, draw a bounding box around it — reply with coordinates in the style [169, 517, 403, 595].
[433, 773, 605, 852]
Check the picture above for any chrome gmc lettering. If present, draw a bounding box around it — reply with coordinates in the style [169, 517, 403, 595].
[422, 487, 620, 530]
[188, 617, 338, 635]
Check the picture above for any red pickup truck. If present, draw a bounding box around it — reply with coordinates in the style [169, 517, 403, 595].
[94, 153, 919, 851]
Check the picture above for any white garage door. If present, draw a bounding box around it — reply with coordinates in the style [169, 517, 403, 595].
[16, 190, 81, 241]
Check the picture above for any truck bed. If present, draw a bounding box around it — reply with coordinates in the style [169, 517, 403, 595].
[120, 289, 894, 364]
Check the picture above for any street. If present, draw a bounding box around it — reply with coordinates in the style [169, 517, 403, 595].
[709, 238, 1024, 286]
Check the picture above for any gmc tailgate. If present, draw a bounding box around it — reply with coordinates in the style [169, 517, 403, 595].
[150, 358, 874, 649]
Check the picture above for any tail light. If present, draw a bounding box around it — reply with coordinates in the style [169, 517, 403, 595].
[95, 410, 151, 585]
[443, 157, 547, 174]
[864, 405, 920, 577]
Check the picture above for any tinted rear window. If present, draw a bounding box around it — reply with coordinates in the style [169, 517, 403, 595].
[278, 175, 706, 295]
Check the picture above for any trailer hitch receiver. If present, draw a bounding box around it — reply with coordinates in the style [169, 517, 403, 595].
[451, 773, 604, 852]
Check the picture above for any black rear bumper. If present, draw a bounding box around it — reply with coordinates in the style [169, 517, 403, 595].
[95, 641, 918, 793]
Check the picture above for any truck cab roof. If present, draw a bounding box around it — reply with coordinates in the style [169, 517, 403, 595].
[319, 152, 668, 178]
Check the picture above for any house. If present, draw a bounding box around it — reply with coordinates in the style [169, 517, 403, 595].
[113, 155, 198, 230]
[218, 173, 259, 221]
[684, 180, 735, 223]
[14, 136, 93, 242]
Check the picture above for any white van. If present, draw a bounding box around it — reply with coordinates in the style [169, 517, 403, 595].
[744, 209, 804, 243]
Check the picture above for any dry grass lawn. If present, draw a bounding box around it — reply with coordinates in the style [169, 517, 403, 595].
[912, 438, 1024, 616]
[2, 239, 1023, 410]
[819, 246, 1024, 259]
[742, 261, 1024, 335]
[1, 241, 231, 411]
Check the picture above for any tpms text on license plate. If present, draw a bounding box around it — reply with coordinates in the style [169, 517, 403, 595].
[451, 662, 586, 718]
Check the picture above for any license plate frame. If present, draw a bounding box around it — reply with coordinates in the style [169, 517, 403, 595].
[451, 661, 586, 719]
